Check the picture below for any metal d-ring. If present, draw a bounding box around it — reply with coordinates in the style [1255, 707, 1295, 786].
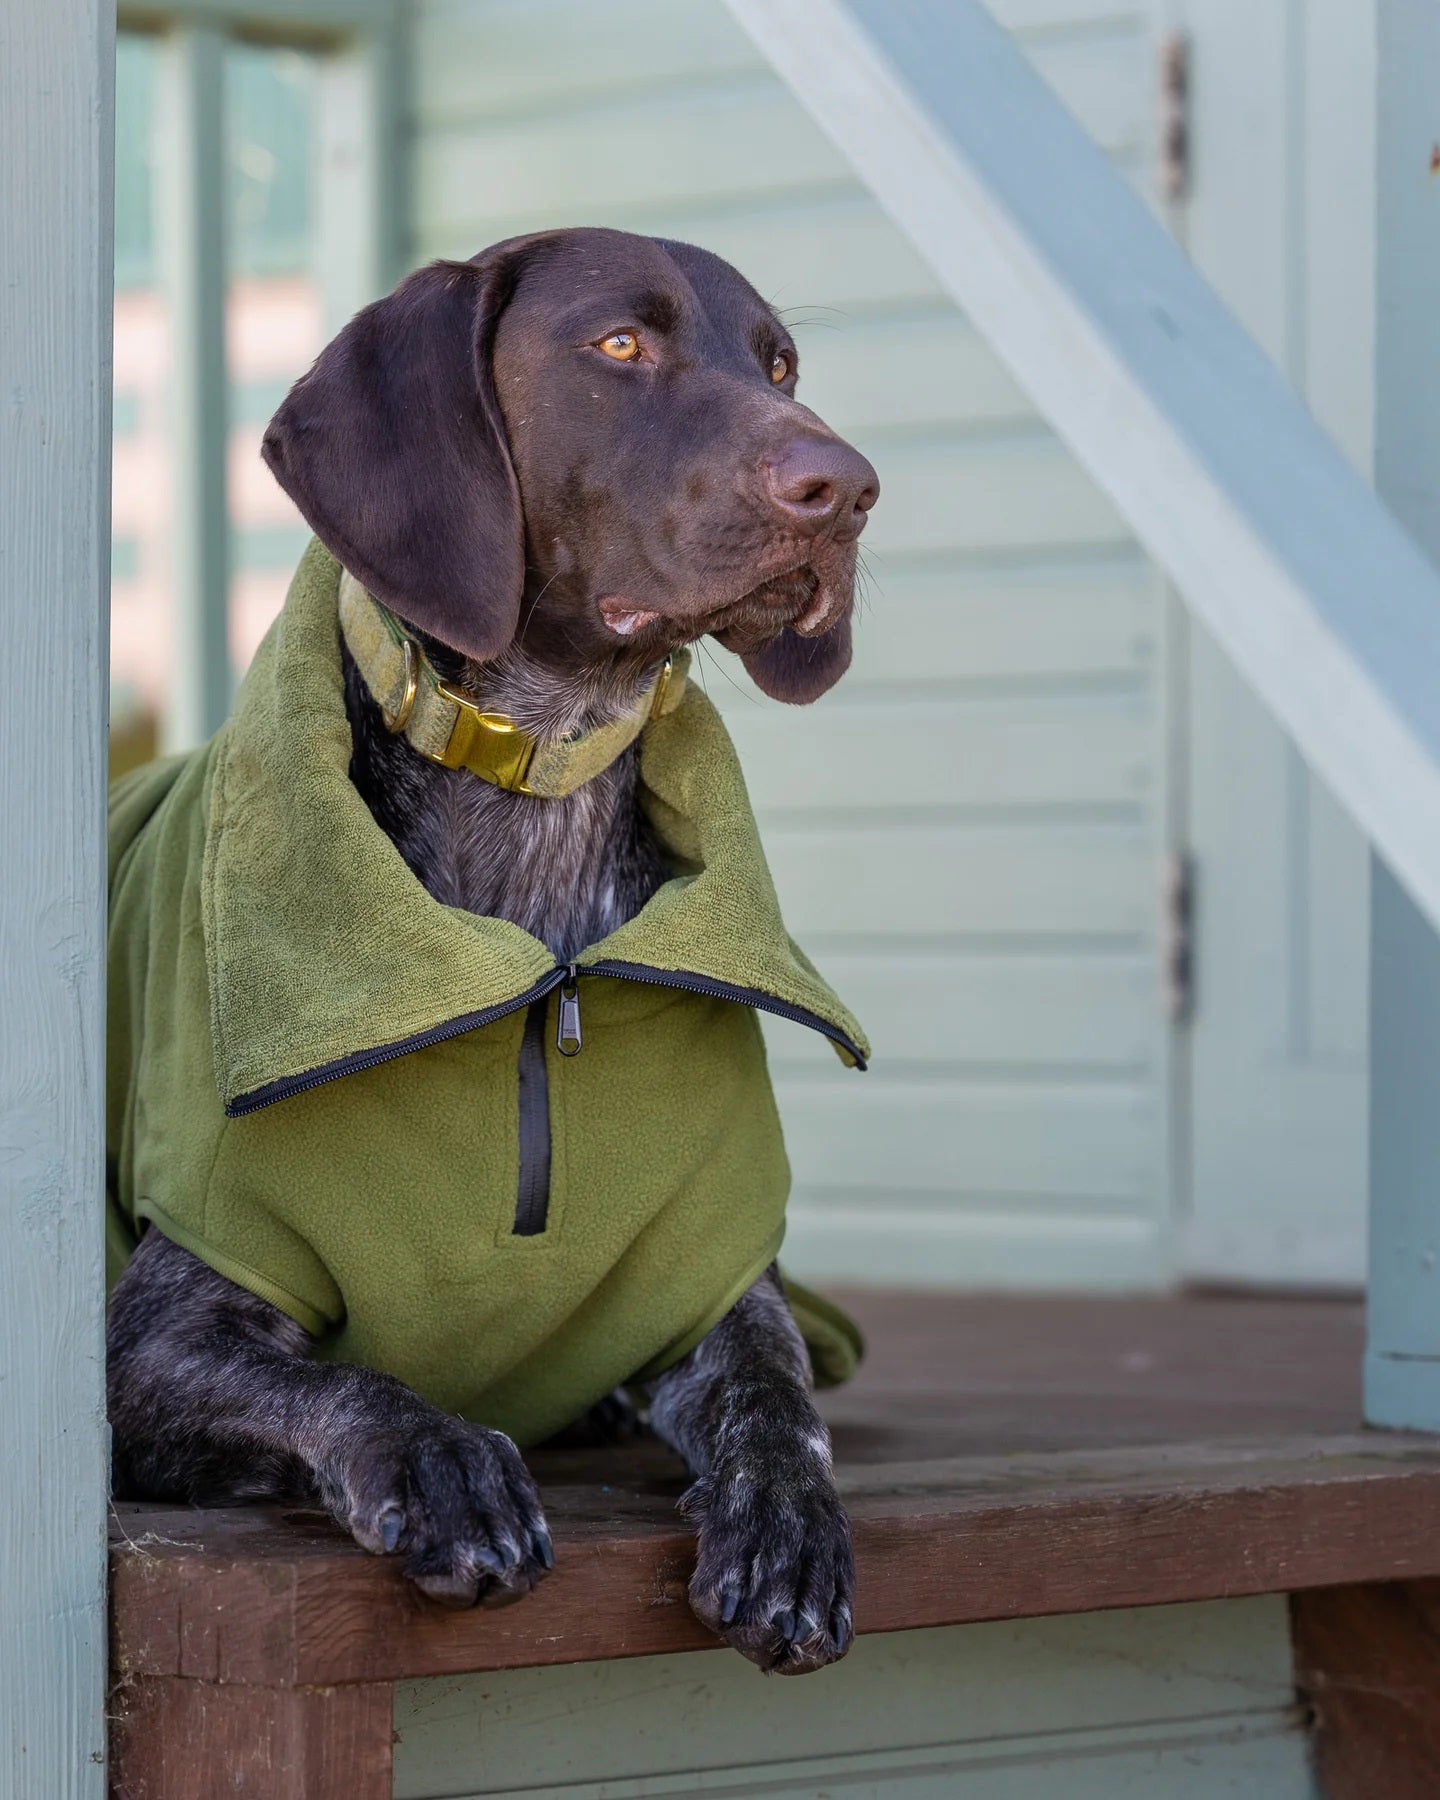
[384, 638, 420, 735]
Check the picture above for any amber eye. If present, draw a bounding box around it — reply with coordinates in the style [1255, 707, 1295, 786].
[770, 352, 791, 384]
[598, 331, 641, 361]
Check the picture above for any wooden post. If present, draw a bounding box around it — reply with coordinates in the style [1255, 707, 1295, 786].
[0, 1, 113, 1793]
[1365, 0, 1440, 1431]
[109, 1679, 394, 1800]
[158, 21, 232, 752]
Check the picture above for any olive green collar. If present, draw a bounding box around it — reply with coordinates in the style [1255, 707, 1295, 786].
[200, 540, 868, 1108]
[338, 572, 687, 799]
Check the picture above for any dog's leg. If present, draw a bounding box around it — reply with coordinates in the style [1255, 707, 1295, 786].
[648, 1265, 853, 1674]
[108, 1231, 552, 1608]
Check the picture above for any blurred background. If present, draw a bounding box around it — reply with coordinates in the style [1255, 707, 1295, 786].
[112, 0, 1371, 1301]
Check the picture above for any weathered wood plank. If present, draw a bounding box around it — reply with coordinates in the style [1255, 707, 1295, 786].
[722, 0, 1440, 934]
[110, 1433, 1440, 1689]
[109, 1677, 393, 1800]
[1, 2, 112, 1793]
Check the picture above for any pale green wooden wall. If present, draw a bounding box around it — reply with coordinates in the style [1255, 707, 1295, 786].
[407, 0, 1172, 1289]
[391, 1598, 1315, 1798]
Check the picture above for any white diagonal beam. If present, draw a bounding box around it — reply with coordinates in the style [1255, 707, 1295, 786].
[724, 0, 1440, 933]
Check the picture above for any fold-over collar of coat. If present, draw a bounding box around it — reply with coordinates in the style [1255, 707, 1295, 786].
[201, 539, 868, 1111]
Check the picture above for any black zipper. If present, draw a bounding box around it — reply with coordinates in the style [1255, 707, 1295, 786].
[227, 959, 865, 1123]
[584, 960, 868, 1069]
[224, 968, 570, 1117]
[512, 997, 552, 1236]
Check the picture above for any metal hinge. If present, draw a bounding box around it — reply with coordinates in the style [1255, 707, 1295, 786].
[1161, 850, 1194, 1022]
[1158, 33, 1190, 202]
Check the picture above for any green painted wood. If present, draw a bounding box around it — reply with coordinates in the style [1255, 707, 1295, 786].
[767, 823, 1152, 937]
[413, 2, 1149, 154]
[0, 1, 113, 1792]
[835, 557, 1157, 686]
[413, 0, 763, 124]
[412, 8, 1150, 249]
[406, 0, 1167, 1287]
[725, 693, 1152, 812]
[418, 192, 946, 314]
[762, 951, 1155, 1072]
[859, 435, 1128, 558]
[783, 1195, 1164, 1287]
[157, 22, 232, 752]
[1365, 0, 1440, 1430]
[1179, 0, 1371, 1286]
[415, 81, 849, 239]
[391, 1599, 1313, 1798]
[316, 17, 410, 331]
[794, 312, 1032, 435]
[779, 1077, 1154, 1201]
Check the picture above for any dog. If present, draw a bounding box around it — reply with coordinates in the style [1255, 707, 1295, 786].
[106, 226, 879, 1677]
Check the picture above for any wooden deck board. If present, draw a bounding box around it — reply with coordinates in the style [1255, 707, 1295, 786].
[112, 1291, 1433, 1691]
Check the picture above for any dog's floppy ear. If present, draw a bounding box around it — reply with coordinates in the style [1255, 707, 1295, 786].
[262, 253, 523, 662]
[741, 615, 853, 704]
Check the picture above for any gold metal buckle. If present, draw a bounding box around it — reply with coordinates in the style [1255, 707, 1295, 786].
[428, 682, 537, 793]
[648, 655, 676, 720]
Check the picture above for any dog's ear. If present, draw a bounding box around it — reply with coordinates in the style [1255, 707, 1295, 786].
[262, 254, 523, 662]
[741, 614, 853, 704]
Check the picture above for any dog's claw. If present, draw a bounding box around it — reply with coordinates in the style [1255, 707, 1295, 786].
[533, 1529, 555, 1570]
[340, 1418, 552, 1609]
[686, 1466, 854, 1675]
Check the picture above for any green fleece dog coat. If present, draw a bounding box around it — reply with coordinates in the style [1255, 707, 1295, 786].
[106, 541, 868, 1447]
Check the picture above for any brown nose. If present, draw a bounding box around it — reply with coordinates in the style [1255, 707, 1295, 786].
[763, 438, 879, 541]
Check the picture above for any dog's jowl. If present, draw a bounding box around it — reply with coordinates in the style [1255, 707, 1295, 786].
[106, 228, 879, 1675]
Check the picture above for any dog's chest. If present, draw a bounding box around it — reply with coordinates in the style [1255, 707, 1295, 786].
[343, 655, 668, 959]
[418, 755, 668, 957]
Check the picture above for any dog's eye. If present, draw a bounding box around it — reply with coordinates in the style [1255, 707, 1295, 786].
[770, 352, 791, 384]
[598, 331, 641, 362]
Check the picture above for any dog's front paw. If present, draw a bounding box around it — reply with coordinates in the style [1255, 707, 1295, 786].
[340, 1419, 553, 1609]
[684, 1462, 854, 1674]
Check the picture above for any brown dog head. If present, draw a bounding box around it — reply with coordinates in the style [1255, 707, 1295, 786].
[262, 228, 878, 703]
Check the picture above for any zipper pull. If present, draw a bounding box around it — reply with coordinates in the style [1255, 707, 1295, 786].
[557, 966, 583, 1057]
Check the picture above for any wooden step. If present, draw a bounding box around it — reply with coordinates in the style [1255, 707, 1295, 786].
[109, 1291, 1438, 1797]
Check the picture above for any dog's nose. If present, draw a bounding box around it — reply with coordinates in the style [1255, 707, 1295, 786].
[763, 438, 879, 541]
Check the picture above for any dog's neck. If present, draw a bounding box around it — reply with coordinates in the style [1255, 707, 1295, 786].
[342, 638, 671, 960]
